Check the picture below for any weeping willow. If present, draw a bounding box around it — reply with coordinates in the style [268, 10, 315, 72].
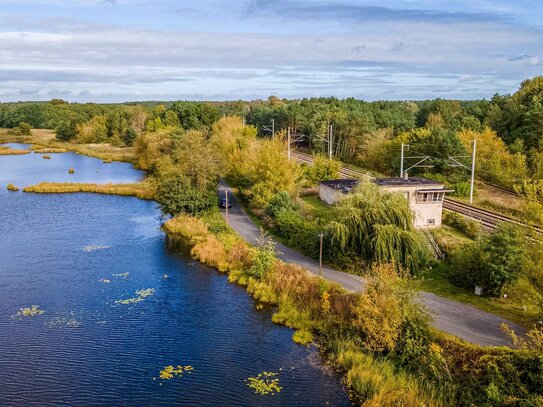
[328, 182, 431, 274]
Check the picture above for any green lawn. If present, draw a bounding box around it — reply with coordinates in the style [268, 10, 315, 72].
[300, 195, 332, 220]
[416, 262, 534, 327]
[431, 225, 474, 253]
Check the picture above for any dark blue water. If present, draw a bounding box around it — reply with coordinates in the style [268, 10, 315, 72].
[0, 146, 351, 406]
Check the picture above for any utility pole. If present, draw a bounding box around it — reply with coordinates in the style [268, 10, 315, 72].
[328, 124, 333, 160]
[400, 143, 405, 177]
[470, 139, 477, 205]
[287, 127, 291, 161]
[448, 139, 477, 204]
[262, 119, 275, 140]
[225, 189, 229, 226]
[319, 233, 324, 277]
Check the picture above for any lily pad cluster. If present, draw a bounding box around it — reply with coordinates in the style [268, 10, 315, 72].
[115, 288, 155, 305]
[246, 371, 282, 396]
[12, 305, 45, 318]
[157, 365, 194, 380]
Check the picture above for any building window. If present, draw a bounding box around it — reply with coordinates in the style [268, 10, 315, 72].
[417, 191, 444, 203]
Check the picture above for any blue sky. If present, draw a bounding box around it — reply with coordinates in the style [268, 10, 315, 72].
[0, 0, 542, 102]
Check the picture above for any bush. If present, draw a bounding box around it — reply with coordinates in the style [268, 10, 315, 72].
[248, 232, 277, 280]
[274, 210, 320, 257]
[306, 155, 340, 184]
[448, 224, 526, 296]
[443, 211, 481, 239]
[266, 191, 294, 218]
[123, 128, 137, 146]
[56, 121, 78, 141]
[11, 122, 32, 136]
[156, 174, 216, 216]
[451, 182, 472, 198]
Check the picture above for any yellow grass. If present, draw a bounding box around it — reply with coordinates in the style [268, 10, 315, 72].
[164, 216, 209, 238]
[59, 143, 137, 163]
[42, 155, 51, 159]
[31, 146, 68, 154]
[7, 183, 19, 191]
[0, 128, 55, 144]
[0, 145, 30, 155]
[23, 182, 156, 200]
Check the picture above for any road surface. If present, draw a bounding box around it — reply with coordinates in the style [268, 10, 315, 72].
[219, 184, 526, 347]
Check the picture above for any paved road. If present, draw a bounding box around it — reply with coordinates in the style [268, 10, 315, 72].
[219, 184, 525, 347]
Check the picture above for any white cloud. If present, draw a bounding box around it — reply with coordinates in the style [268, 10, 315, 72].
[0, 1, 542, 101]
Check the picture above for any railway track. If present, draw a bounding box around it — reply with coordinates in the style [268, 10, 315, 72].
[292, 151, 542, 235]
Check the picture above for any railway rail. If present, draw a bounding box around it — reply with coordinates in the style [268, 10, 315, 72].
[291, 151, 542, 235]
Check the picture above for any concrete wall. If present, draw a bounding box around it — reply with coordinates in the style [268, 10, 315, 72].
[382, 185, 444, 228]
[319, 184, 343, 205]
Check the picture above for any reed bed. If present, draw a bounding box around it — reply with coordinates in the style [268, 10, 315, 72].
[23, 182, 156, 200]
[7, 184, 19, 191]
[31, 146, 68, 153]
[0, 146, 30, 155]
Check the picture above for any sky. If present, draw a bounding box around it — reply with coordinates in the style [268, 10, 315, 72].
[0, 0, 542, 102]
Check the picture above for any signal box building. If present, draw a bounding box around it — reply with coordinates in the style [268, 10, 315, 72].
[319, 176, 450, 228]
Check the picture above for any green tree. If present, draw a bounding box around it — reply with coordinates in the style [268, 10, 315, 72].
[123, 128, 138, 146]
[13, 122, 32, 136]
[56, 121, 78, 141]
[156, 174, 216, 216]
[306, 155, 341, 183]
[328, 182, 431, 274]
[448, 224, 526, 296]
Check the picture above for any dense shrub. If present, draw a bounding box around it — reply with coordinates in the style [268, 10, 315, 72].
[448, 224, 526, 296]
[274, 210, 321, 257]
[55, 121, 78, 141]
[443, 211, 481, 239]
[248, 232, 277, 280]
[266, 191, 294, 218]
[156, 174, 216, 216]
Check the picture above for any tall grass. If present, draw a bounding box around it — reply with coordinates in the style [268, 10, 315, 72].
[333, 340, 447, 406]
[23, 182, 155, 200]
[0, 146, 30, 155]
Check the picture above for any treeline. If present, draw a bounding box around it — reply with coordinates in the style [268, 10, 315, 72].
[3, 76, 543, 191]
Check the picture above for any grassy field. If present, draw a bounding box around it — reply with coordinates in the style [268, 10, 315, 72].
[431, 224, 474, 253]
[300, 195, 332, 220]
[416, 262, 534, 327]
[449, 181, 533, 222]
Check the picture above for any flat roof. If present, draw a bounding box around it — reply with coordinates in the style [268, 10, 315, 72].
[417, 188, 454, 193]
[375, 176, 443, 187]
[320, 179, 359, 192]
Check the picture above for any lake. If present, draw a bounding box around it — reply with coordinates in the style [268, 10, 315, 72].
[0, 145, 351, 406]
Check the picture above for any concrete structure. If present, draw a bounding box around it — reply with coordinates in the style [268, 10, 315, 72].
[319, 176, 451, 228]
[319, 179, 359, 205]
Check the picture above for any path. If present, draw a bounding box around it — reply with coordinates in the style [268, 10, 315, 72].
[219, 183, 525, 347]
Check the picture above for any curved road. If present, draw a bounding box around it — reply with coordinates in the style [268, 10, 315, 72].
[219, 184, 525, 347]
